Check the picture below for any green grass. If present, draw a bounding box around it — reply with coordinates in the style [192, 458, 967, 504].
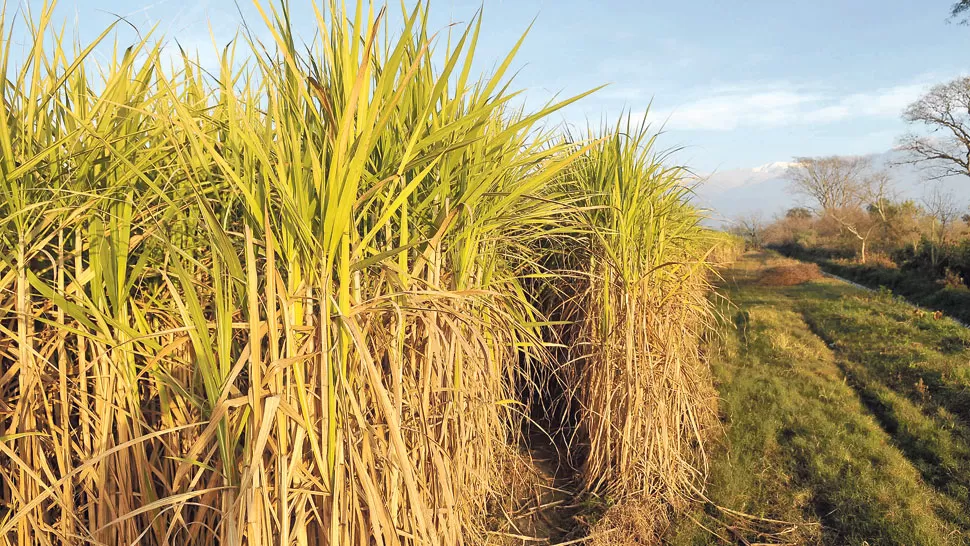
[794, 279, 970, 520]
[665, 252, 970, 545]
[774, 243, 970, 325]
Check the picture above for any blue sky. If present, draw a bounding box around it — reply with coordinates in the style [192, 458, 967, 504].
[41, 0, 970, 173]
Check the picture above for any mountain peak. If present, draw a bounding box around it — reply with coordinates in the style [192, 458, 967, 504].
[752, 161, 795, 173]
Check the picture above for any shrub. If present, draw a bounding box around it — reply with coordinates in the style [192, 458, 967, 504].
[867, 251, 898, 269]
[941, 268, 968, 291]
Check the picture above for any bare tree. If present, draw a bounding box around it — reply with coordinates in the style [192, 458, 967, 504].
[898, 77, 970, 180]
[865, 171, 901, 230]
[785, 156, 893, 263]
[844, 170, 900, 263]
[922, 185, 961, 246]
[837, 209, 879, 264]
[786, 156, 872, 212]
[731, 213, 766, 249]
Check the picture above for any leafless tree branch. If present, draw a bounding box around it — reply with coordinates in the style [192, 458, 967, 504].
[898, 77, 970, 181]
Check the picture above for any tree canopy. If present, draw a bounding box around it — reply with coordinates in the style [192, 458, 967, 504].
[785, 156, 873, 212]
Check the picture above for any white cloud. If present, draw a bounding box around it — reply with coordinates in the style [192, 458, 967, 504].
[650, 80, 936, 131]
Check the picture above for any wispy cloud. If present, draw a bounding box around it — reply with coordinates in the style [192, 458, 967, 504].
[651, 80, 936, 131]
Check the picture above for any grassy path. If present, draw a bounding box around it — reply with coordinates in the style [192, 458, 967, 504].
[774, 245, 970, 325]
[665, 252, 970, 545]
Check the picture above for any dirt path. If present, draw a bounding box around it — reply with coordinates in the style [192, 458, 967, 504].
[489, 430, 594, 545]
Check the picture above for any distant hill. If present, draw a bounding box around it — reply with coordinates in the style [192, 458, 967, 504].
[691, 149, 969, 227]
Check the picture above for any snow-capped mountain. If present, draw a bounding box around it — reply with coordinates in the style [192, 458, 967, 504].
[691, 149, 970, 227]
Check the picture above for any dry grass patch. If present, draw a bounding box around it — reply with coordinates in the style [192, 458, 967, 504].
[587, 498, 666, 546]
[759, 263, 822, 286]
